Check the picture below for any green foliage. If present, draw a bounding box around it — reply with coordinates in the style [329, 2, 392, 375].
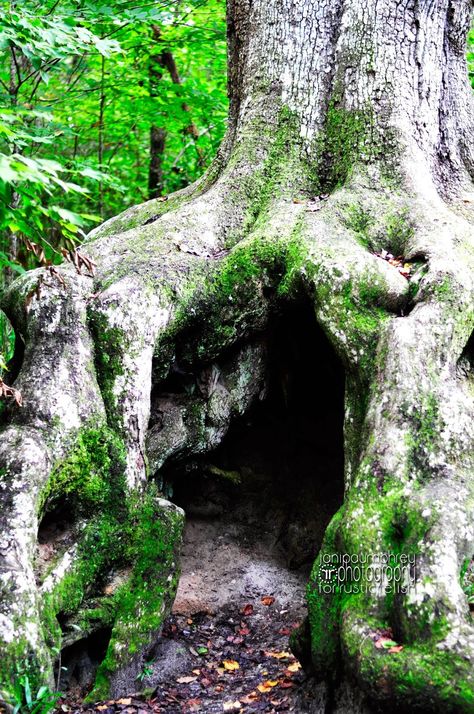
[2, 662, 59, 714]
[0, 0, 227, 275]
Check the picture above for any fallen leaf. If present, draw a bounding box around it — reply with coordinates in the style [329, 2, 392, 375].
[241, 692, 259, 704]
[223, 659, 240, 671]
[116, 699, 132, 706]
[96, 707, 108, 711]
[287, 662, 302, 672]
[388, 645, 404, 654]
[223, 702, 241, 711]
[241, 604, 254, 616]
[374, 637, 398, 649]
[280, 679, 294, 689]
[261, 596, 275, 606]
[176, 676, 197, 684]
[265, 650, 291, 659]
[257, 680, 279, 692]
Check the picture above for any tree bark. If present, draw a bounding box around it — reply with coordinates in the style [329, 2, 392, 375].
[1, 1, 474, 711]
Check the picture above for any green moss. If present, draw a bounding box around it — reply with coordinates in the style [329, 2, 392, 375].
[307, 477, 437, 682]
[315, 103, 370, 190]
[87, 487, 183, 700]
[88, 311, 126, 432]
[406, 394, 440, 474]
[167, 229, 307, 365]
[461, 557, 474, 611]
[37, 431, 183, 703]
[312, 274, 389, 377]
[384, 208, 415, 256]
[38, 422, 127, 655]
[39, 424, 126, 517]
[223, 107, 314, 247]
[214, 238, 286, 299]
[343, 202, 374, 249]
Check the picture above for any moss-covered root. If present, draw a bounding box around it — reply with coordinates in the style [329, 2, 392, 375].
[0, 270, 107, 696]
[306, 400, 474, 710]
[341, 609, 474, 714]
[88, 496, 184, 701]
[307, 488, 474, 712]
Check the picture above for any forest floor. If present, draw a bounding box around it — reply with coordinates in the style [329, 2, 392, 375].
[61, 513, 320, 714]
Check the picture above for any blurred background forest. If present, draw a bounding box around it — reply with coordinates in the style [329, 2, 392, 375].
[0, 0, 226, 273]
[0, 0, 472, 365]
[0, 0, 226, 366]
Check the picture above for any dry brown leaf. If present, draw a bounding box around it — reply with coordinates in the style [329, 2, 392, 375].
[176, 675, 197, 684]
[261, 596, 275, 606]
[0, 379, 22, 407]
[115, 698, 132, 705]
[240, 692, 259, 704]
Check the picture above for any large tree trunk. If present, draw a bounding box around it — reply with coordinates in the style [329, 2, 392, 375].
[1, 1, 474, 711]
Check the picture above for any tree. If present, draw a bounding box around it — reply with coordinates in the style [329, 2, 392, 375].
[1, 0, 474, 711]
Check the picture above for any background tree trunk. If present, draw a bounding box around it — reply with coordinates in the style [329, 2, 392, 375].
[148, 26, 204, 199]
[1, 1, 474, 711]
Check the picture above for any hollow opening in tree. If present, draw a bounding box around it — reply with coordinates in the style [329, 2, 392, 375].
[158, 300, 345, 622]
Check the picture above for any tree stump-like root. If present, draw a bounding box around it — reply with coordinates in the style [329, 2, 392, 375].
[1, 156, 474, 712]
